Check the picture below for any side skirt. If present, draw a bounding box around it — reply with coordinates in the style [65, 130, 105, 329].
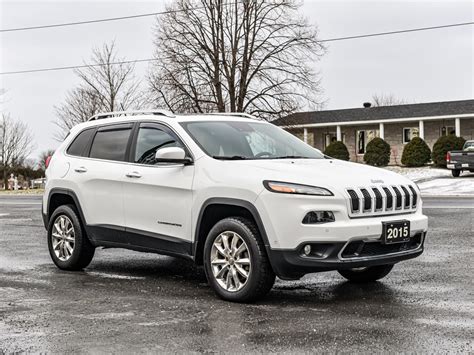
[86, 225, 193, 260]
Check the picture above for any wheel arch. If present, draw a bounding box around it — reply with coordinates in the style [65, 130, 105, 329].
[193, 198, 271, 266]
[46, 188, 88, 228]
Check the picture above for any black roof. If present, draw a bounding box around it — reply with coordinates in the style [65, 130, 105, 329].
[273, 99, 474, 126]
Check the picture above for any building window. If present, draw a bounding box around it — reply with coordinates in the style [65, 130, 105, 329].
[442, 126, 455, 136]
[324, 133, 345, 148]
[403, 127, 419, 144]
[356, 130, 378, 154]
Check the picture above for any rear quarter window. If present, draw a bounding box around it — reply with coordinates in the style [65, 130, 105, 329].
[66, 128, 95, 157]
[89, 127, 132, 162]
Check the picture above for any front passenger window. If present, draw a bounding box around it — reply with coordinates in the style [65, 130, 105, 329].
[134, 127, 182, 165]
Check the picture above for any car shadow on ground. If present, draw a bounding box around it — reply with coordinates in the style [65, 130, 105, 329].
[41, 253, 402, 307]
[84, 254, 208, 282]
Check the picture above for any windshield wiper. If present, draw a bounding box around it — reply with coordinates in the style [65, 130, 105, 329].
[213, 155, 249, 160]
[270, 155, 310, 159]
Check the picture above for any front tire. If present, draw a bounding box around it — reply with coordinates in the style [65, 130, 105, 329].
[338, 265, 394, 283]
[47, 205, 95, 270]
[203, 217, 275, 303]
[452, 169, 461, 177]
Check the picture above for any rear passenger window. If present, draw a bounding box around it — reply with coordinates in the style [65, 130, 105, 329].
[67, 128, 95, 157]
[89, 127, 132, 162]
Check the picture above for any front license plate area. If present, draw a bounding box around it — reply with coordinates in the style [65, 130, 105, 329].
[382, 220, 410, 244]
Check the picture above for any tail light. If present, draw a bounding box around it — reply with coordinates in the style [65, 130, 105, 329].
[45, 156, 52, 169]
[446, 152, 451, 162]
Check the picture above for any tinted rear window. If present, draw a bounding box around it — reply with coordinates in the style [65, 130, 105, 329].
[67, 128, 95, 157]
[89, 128, 132, 161]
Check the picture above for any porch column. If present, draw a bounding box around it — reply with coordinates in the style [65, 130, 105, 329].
[379, 122, 385, 140]
[336, 125, 342, 141]
[419, 120, 424, 140]
[455, 118, 461, 136]
[303, 128, 308, 143]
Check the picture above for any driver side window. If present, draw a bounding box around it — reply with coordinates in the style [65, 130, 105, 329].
[134, 125, 182, 165]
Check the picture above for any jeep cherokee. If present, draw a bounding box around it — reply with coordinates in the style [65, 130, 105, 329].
[42, 110, 428, 302]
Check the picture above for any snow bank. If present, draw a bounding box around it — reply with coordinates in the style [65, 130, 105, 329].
[385, 166, 474, 196]
[384, 166, 451, 183]
[418, 177, 474, 196]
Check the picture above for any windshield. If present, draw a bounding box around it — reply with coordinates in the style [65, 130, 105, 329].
[464, 141, 474, 150]
[180, 120, 324, 160]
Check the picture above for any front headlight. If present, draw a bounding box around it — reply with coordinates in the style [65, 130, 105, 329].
[263, 181, 333, 196]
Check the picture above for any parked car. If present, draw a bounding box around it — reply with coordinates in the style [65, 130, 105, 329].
[43, 110, 428, 302]
[447, 140, 474, 177]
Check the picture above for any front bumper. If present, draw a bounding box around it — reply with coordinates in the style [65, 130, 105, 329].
[256, 190, 428, 249]
[268, 231, 426, 280]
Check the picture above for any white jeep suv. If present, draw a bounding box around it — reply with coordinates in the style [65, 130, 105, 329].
[43, 110, 428, 302]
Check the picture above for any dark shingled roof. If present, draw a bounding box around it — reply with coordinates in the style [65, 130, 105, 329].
[273, 99, 474, 126]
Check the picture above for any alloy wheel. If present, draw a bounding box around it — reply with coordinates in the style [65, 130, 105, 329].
[210, 231, 251, 292]
[51, 215, 75, 261]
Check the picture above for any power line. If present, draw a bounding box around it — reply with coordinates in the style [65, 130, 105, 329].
[0, 3, 239, 33]
[1, 21, 473, 76]
[0, 8, 198, 33]
[318, 21, 474, 42]
[1, 59, 157, 75]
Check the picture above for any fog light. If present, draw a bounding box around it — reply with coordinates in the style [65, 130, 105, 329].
[302, 211, 335, 224]
[304, 245, 311, 256]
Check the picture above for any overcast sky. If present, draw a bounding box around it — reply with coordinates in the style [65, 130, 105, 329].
[1, 0, 473, 159]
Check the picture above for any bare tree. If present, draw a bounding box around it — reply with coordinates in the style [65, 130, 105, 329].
[54, 88, 104, 140]
[0, 113, 35, 189]
[54, 41, 143, 139]
[149, 0, 325, 119]
[372, 93, 407, 107]
[75, 41, 142, 111]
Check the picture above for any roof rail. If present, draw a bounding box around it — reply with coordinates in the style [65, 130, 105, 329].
[88, 109, 175, 121]
[206, 112, 264, 121]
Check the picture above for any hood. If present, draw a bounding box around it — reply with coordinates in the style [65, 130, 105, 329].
[230, 158, 413, 193]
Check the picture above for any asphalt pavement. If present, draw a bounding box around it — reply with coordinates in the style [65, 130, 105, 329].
[0, 194, 473, 353]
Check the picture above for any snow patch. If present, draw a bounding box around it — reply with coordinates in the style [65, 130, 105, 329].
[418, 177, 474, 196]
[384, 166, 451, 183]
[385, 166, 474, 196]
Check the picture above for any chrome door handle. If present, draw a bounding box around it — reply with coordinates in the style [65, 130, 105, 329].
[126, 171, 142, 178]
[74, 167, 87, 173]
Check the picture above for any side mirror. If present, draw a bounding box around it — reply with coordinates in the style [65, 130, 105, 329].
[155, 147, 192, 165]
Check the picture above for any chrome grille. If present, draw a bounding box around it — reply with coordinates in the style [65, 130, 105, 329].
[392, 186, 402, 210]
[401, 186, 411, 208]
[408, 185, 418, 208]
[360, 188, 372, 211]
[346, 185, 418, 218]
[372, 187, 383, 211]
[382, 187, 393, 209]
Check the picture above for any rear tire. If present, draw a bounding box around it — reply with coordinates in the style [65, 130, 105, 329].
[338, 264, 394, 283]
[452, 169, 461, 177]
[203, 217, 275, 303]
[47, 205, 95, 271]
